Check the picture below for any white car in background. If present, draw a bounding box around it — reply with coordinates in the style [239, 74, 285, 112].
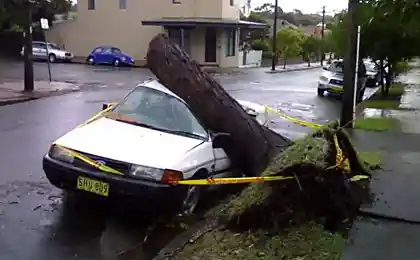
[43, 79, 268, 215]
[317, 60, 367, 102]
[21, 41, 74, 63]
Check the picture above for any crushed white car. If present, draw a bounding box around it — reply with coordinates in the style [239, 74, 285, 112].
[43, 79, 268, 215]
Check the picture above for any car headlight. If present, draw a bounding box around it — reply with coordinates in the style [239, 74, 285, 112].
[130, 165, 164, 180]
[48, 145, 74, 163]
[319, 76, 328, 82]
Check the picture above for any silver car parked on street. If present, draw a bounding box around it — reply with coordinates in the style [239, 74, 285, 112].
[20, 41, 74, 63]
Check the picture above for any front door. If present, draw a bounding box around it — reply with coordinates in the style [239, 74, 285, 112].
[205, 28, 217, 63]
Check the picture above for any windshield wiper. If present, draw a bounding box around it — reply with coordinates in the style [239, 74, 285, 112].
[113, 119, 164, 131]
[165, 130, 205, 139]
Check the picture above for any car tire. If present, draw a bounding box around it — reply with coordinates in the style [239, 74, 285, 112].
[179, 170, 207, 216]
[113, 59, 120, 67]
[87, 56, 95, 65]
[48, 54, 56, 63]
[317, 88, 325, 96]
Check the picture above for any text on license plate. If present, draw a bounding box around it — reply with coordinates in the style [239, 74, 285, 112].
[77, 176, 109, 196]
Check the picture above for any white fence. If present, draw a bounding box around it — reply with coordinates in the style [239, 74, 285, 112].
[238, 50, 262, 68]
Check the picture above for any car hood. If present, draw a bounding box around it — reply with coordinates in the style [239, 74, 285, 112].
[322, 70, 343, 80]
[53, 117, 204, 169]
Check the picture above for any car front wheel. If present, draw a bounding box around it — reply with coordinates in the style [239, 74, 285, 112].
[113, 59, 120, 67]
[48, 54, 56, 63]
[317, 88, 325, 96]
[180, 185, 201, 216]
[87, 56, 95, 65]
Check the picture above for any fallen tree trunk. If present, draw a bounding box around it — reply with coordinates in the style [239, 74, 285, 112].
[146, 34, 291, 176]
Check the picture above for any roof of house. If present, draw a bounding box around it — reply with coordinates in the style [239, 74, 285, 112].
[142, 17, 268, 29]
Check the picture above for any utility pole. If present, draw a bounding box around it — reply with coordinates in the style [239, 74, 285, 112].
[340, 0, 359, 128]
[271, 0, 279, 71]
[23, 0, 35, 92]
[320, 6, 325, 66]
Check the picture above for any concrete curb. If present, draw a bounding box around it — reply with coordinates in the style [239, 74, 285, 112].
[0, 97, 38, 106]
[0, 88, 80, 107]
[265, 65, 322, 74]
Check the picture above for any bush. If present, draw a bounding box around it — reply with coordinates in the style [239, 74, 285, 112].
[262, 51, 274, 59]
[250, 39, 271, 52]
[394, 60, 411, 75]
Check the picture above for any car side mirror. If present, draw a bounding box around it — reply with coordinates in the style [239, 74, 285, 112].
[211, 132, 231, 149]
[102, 103, 111, 110]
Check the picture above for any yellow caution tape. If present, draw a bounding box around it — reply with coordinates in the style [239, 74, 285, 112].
[172, 175, 295, 185]
[333, 134, 351, 171]
[349, 175, 370, 182]
[77, 103, 118, 128]
[264, 106, 323, 129]
[57, 145, 123, 175]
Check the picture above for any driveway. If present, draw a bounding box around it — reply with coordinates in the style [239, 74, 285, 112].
[0, 61, 375, 259]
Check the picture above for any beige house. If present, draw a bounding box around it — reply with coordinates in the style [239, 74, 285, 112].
[46, 0, 266, 68]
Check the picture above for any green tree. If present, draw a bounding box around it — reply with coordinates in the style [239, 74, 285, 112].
[276, 27, 304, 68]
[330, 0, 420, 94]
[301, 35, 321, 67]
[0, 0, 72, 31]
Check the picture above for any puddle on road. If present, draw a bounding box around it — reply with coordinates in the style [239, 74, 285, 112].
[0, 182, 236, 260]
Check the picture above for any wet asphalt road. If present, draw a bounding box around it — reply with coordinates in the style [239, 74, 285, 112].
[0, 61, 373, 259]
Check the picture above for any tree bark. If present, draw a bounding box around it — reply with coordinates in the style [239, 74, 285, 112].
[146, 34, 291, 176]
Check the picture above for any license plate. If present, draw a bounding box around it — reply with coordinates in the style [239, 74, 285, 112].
[77, 176, 109, 196]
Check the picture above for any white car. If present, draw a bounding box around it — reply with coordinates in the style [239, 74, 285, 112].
[317, 60, 367, 102]
[43, 79, 268, 215]
[21, 41, 74, 63]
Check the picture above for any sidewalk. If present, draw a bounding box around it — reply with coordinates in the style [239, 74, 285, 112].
[341, 130, 420, 260]
[265, 62, 322, 74]
[0, 80, 80, 106]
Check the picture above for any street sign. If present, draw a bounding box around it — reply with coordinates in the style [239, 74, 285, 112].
[40, 18, 49, 29]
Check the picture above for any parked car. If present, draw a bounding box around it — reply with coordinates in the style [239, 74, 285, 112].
[317, 60, 367, 102]
[86, 46, 134, 66]
[364, 60, 381, 87]
[42, 79, 268, 215]
[20, 41, 74, 63]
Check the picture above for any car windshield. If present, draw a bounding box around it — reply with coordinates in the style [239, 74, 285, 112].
[365, 62, 377, 72]
[328, 61, 344, 73]
[47, 44, 61, 50]
[106, 86, 208, 140]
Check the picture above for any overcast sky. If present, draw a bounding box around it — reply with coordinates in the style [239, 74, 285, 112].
[70, 0, 348, 15]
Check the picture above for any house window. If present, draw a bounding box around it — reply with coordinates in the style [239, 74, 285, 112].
[225, 29, 236, 57]
[172, 0, 181, 4]
[88, 0, 95, 10]
[119, 0, 127, 9]
[230, 0, 234, 6]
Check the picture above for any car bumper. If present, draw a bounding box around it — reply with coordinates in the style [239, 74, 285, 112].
[318, 82, 344, 94]
[57, 55, 74, 61]
[42, 155, 186, 203]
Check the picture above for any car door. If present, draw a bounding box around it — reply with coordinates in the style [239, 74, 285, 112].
[211, 134, 232, 178]
[33, 42, 47, 59]
[101, 47, 114, 64]
[91, 47, 104, 63]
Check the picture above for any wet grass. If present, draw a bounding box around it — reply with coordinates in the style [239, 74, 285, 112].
[355, 117, 399, 132]
[170, 125, 370, 260]
[360, 83, 406, 110]
[358, 151, 382, 170]
[173, 223, 346, 260]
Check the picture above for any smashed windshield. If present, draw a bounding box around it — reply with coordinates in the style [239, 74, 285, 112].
[327, 61, 344, 73]
[106, 86, 208, 140]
